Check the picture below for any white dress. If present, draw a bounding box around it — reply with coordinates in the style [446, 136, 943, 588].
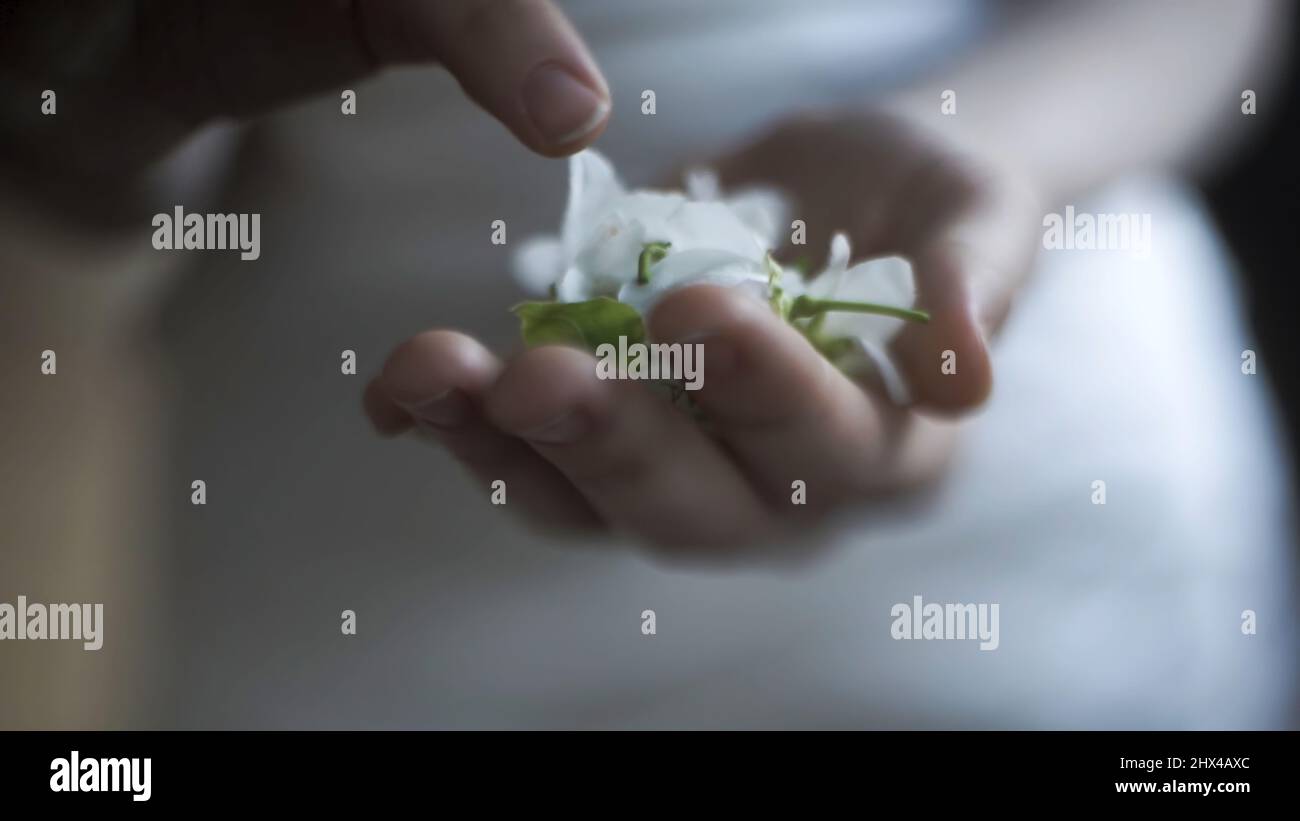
[148, 0, 1295, 727]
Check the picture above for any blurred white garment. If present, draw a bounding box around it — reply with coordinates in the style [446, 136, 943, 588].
[156, 0, 1295, 727]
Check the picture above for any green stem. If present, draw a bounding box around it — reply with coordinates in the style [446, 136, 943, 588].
[789, 295, 930, 324]
[637, 242, 671, 285]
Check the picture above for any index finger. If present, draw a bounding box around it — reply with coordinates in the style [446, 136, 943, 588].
[361, 0, 611, 155]
[126, 0, 609, 156]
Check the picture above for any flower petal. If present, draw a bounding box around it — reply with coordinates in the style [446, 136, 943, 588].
[617, 248, 767, 316]
[511, 235, 564, 295]
[607, 191, 690, 228]
[653, 201, 767, 261]
[811, 255, 917, 345]
[827, 232, 851, 277]
[725, 186, 791, 250]
[555, 265, 594, 302]
[562, 149, 624, 261]
[684, 167, 720, 201]
[813, 232, 852, 296]
[848, 255, 915, 306]
[840, 336, 912, 406]
[572, 212, 648, 296]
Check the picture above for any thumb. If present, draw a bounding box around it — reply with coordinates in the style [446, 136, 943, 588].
[359, 0, 611, 156]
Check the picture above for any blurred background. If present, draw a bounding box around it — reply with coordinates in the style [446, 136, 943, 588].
[2, 0, 1297, 728]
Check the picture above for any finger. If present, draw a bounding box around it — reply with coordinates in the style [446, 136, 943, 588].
[364, 378, 414, 437]
[892, 179, 1039, 413]
[890, 242, 993, 412]
[129, 0, 609, 156]
[483, 345, 773, 548]
[648, 285, 899, 507]
[359, 0, 611, 155]
[376, 330, 599, 529]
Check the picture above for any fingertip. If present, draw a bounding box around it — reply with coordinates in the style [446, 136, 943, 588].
[528, 112, 610, 158]
[378, 329, 500, 406]
[893, 306, 993, 414]
[364, 378, 414, 437]
[371, 0, 612, 158]
[897, 246, 996, 413]
[519, 60, 611, 157]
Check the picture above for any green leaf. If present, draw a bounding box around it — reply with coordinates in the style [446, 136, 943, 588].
[512, 297, 646, 351]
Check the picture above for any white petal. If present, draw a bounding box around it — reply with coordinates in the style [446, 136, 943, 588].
[572, 213, 647, 296]
[654, 201, 767, 261]
[817, 308, 900, 348]
[811, 232, 852, 297]
[779, 266, 810, 298]
[844, 255, 915, 306]
[511, 235, 564, 295]
[617, 249, 766, 316]
[605, 191, 689, 230]
[827, 232, 851, 275]
[684, 167, 720, 201]
[561, 149, 624, 261]
[842, 337, 913, 406]
[725, 187, 791, 250]
[811, 255, 917, 346]
[555, 266, 594, 303]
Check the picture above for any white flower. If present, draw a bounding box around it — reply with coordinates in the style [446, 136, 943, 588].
[784, 232, 918, 405]
[618, 248, 768, 316]
[511, 149, 922, 404]
[512, 149, 786, 308]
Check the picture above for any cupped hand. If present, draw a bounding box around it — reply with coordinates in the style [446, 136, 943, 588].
[366, 109, 1045, 556]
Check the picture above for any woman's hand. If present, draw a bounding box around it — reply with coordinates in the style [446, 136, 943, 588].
[0, 0, 611, 186]
[366, 108, 1044, 556]
[711, 108, 1043, 408]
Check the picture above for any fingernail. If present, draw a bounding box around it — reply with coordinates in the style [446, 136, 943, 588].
[522, 410, 590, 445]
[522, 62, 610, 146]
[403, 389, 471, 429]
